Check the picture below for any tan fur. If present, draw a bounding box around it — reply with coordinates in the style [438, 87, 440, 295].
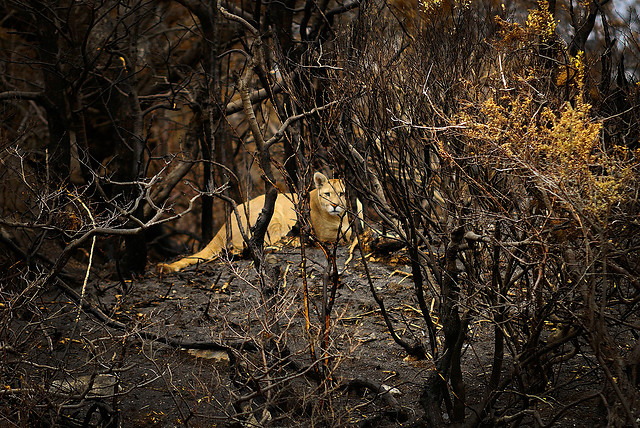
[158, 172, 356, 273]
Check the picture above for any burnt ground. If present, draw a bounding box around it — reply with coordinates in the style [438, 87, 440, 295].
[11, 243, 605, 427]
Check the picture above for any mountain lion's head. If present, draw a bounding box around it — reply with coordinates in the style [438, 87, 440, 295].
[314, 172, 347, 216]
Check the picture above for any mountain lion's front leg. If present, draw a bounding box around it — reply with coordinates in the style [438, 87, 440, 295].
[157, 234, 225, 273]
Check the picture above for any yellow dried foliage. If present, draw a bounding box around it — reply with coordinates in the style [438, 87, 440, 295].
[461, 61, 632, 221]
[495, 0, 556, 48]
[557, 51, 586, 88]
[525, 1, 556, 42]
[420, 0, 471, 15]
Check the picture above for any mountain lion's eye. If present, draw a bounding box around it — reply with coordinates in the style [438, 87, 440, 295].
[324, 192, 331, 197]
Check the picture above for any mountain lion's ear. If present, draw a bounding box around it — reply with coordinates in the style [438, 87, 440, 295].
[314, 172, 328, 189]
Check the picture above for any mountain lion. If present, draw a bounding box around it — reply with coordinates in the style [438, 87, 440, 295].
[158, 172, 359, 272]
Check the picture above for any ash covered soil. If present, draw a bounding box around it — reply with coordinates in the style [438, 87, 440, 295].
[32, 243, 600, 427]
